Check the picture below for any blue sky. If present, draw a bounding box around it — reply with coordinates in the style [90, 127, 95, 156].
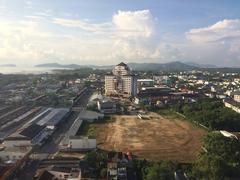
[0, 0, 240, 66]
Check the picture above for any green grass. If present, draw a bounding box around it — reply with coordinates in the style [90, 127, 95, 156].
[157, 108, 185, 120]
[77, 121, 96, 137]
[76, 116, 116, 137]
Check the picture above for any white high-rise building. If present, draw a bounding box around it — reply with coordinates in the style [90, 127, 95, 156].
[105, 62, 137, 98]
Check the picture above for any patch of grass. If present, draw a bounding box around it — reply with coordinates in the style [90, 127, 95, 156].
[94, 116, 116, 124]
[157, 108, 185, 120]
[77, 121, 96, 137]
[76, 116, 117, 137]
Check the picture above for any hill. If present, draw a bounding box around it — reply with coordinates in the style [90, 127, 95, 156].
[35, 61, 198, 71]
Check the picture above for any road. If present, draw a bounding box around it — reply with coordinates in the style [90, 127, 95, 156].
[16, 88, 93, 180]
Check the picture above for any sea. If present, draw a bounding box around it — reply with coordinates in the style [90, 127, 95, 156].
[0, 67, 72, 74]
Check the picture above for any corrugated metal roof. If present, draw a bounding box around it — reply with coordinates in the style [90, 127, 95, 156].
[19, 123, 45, 139]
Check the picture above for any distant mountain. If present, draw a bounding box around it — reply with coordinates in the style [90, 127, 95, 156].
[35, 61, 198, 71]
[184, 62, 218, 68]
[35, 63, 87, 69]
[35, 61, 200, 71]
[127, 61, 198, 71]
[0, 64, 16, 67]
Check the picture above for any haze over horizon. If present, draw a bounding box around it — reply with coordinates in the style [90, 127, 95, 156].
[0, 0, 240, 66]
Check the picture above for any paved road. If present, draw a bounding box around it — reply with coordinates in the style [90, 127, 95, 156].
[16, 88, 93, 180]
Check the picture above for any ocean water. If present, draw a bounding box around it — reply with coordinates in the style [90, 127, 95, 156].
[0, 67, 71, 74]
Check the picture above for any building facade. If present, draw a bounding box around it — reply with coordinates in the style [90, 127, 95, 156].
[105, 62, 137, 98]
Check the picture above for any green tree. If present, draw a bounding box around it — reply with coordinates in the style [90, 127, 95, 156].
[100, 168, 107, 178]
[191, 133, 240, 179]
[84, 151, 97, 167]
[144, 161, 175, 180]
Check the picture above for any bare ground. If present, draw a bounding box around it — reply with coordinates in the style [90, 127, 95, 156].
[96, 112, 206, 163]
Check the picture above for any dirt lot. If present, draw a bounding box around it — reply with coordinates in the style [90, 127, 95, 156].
[96, 112, 206, 162]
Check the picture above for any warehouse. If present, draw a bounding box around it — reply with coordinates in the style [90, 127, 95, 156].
[37, 108, 70, 129]
[3, 123, 46, 148]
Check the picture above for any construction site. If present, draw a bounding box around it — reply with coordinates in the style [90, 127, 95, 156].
[96, 112, 206, 163]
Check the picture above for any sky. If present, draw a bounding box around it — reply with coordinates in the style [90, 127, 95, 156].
[0, 0, 240, 66]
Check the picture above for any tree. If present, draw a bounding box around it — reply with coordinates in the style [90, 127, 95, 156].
[100, 168, 107, 178]
[191, 133, 240, 179]
[144, 161, 175, 180]
[84, 151, 97, 167]
[178, 99, 240, 131]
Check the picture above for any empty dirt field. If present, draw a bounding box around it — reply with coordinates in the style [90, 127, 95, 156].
[96, 112, 206, 162]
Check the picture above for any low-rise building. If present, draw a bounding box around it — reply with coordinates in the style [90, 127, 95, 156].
[69, 136, 96, 150]
[78, 110, 104, 122]
[97, 99, 117, 114]
[224, 99, 240, 113]
[233, 91, 240, 102]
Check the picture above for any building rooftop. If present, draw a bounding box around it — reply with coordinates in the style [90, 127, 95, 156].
[225, 99, 240, 108]
[37, 170, 54, 180]
[37, 108, 69, 127]
[137, 79, 154, 82]
[19, 123, 45, 139]
[117, 62, 128, 67]
[78, 110, 104, 121]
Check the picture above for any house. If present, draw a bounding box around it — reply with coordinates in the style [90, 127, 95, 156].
[233, 91, 240, 102]
[37, 168, 81, 180]
[224, 99, 240, 113]
[107, 152, 135, 180]
[78, 110, 104, 122]
[97, 99, 117, 114]
[35, 159, 82, 180]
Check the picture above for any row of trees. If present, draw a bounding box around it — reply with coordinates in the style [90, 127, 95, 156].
[174, 99, 240, 131]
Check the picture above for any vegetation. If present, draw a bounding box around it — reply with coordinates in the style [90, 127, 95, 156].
[55, 68, 108, 80]
[133, 159, 175, 180]
[190, 133, 240, 179]
[157, 108, 184, 120]
[84, 151, 108, 178]
[0, 74, 30, 87]
[174, 99, 240, 131]
[77, 121, 96, 137]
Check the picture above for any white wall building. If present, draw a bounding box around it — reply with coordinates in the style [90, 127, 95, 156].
[105, 62, 137, 98]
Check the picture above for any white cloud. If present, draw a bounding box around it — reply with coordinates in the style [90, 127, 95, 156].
[52, 18, 112, 34]
[182, 19, 240, 66]
[0, 9, 163, 65]
[113, 10, 155, 38]
[186, 19, 240, 43]
[1, 8, 240, 66]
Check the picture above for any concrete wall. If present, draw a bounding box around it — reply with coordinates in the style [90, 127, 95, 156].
[69, 137, 96, 150]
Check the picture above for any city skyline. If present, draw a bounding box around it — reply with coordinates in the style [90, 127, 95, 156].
[0, 0, 240, 66]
